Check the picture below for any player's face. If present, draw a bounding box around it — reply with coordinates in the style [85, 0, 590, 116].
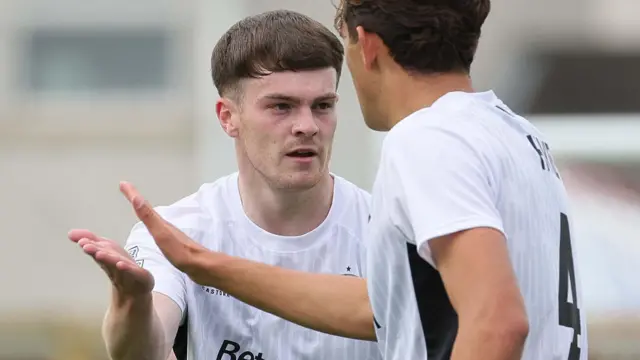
[234, 69, 338, 190]
[342, 26, 387, 131]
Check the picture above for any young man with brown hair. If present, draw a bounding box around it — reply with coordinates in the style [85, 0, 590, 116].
[115, 1, 589, 359]
[69, 9, 381, 360]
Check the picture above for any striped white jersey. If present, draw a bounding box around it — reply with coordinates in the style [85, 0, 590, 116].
[366, 91, 588, 360]
[125, 173, 381, 360]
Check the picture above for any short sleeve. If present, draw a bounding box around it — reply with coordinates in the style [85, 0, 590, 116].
[387, 126, 505, 267]
[357, 226, 369, 278]
[124, 221, 189, 316]
[358, 192, 372, 279]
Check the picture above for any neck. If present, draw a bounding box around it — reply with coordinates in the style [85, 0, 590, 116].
[383, 70, 474, 129]
[237, 168, 334, 237]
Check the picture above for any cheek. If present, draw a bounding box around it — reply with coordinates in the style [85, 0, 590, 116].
[238, 115, 265, 149]
[242, 133, 281, 170]
[345, 52, 354, 73]
[324, 116, 338, 137]
[346, 47, 364, 76]
[245, 128, 275, 151]
[240, 110, 272, 137]
[313, 112, 337, 137]
[241, 119, 285, 158]
[349, 69, 366, 99]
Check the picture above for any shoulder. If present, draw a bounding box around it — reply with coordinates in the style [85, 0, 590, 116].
[330, 175, 371, 239]
[387, 107, 484, 149]
[130, 173, 238, 238]
[332, 174, 371, 214]
[383, 104, 504, 175]
[333, 175, 371, 205]
[376, 102, 509, 209]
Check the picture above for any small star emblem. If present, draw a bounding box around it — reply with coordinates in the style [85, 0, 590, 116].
[346, 266, 351, 272]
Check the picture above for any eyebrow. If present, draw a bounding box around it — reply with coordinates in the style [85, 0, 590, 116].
[260, 93, 338, 103]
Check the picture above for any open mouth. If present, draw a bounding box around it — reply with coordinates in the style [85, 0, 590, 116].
[286, 150, 317, 158]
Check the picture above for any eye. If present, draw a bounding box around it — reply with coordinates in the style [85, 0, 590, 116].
[273, 103, 291, 110]
[313, 102, 334, 111]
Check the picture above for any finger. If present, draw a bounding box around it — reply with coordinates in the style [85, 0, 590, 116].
[79, 237, 118, 255]
[119, 182, 164, 227]
[115, 260, 148, 277]
[80, 242, 101, 256]
[120, 182, 182, 249]
[120, 181, 202, 271]
[82, 247, 122, 274]
[95, 251, 138, 280]
[76, 246, 120, 281]
[77, 237, 101, 248]
[95, 250, 133, 268]
[68, 229, 101, 243]
[111, 265, 152, 292]
[93, 251, 146, 285]
[78, 239, 126, 258]
[116, 260, 137, 272]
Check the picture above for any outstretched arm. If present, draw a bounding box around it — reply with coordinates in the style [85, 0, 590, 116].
[68, 229, 182, 360]
[190, 251, 374, 341]
[119, 182, 376, 341]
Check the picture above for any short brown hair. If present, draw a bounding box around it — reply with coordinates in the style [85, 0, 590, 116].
[335, 0, 490, 74]
[212, 10, 344, 97]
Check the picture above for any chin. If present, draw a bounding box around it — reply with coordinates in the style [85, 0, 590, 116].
[364, 118, 388, 131]
[359, 102, 388, 131]
[275, 170, 325, 191]
[363, 114, 389, 132]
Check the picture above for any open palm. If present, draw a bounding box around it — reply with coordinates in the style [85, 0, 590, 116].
[69, 229, 154, 296]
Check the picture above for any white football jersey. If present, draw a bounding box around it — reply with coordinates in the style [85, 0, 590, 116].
[366, 91, 588, 360]
[125, 173, 381, 360]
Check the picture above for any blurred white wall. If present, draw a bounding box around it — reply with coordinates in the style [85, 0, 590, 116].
[0, 0, 199, 319]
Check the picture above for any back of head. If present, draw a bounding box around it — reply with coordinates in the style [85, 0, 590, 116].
[335, 0, 490, 74]
[212, 9, 344, 97]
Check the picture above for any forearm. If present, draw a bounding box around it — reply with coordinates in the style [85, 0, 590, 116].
[451, 320, 528, 360]
[102, 293, 170, 360]
[187, 251, 376, 341]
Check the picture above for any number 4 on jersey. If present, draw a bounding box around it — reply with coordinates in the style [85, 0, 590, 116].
[559, 213, 581, 360]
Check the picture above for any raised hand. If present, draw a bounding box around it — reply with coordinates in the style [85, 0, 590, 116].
[69, 229, 154, 297]
[118, 181, 213, 283]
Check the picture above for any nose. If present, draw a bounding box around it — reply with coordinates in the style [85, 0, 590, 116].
[292, 109, 319, 137]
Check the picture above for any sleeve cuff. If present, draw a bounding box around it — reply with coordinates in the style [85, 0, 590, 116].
[415, 216, 505, 268]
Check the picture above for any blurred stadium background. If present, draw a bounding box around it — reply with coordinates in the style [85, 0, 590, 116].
[1, 0, 639, 359]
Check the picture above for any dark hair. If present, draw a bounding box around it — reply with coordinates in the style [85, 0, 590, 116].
[335, 0, 490, 74]
[211, 10, 344, 97]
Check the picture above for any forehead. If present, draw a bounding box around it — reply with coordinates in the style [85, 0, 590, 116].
[244, 68, 338, 100]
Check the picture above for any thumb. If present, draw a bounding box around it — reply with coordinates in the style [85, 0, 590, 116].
[119, 181, 196, 270]
[120, 181, 168, 237]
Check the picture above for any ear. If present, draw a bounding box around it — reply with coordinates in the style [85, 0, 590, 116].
[216, 97, 240, 138]
[356, 26, 383, 71]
